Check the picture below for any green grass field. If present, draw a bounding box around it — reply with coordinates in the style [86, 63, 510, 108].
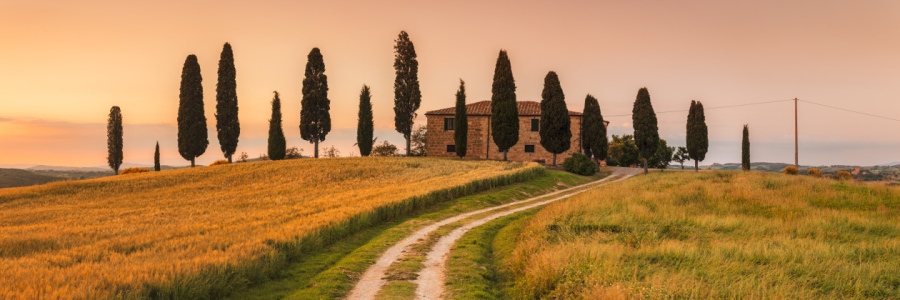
[456, 171, 900, 299]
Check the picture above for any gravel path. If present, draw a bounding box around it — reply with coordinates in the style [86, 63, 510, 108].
[346, 167, 641, 300]
[412, 168, 640, 300]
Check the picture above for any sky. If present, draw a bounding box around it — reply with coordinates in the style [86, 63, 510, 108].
[1, 0, 898, 167]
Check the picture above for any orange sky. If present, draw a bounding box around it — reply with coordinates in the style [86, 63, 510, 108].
[1, 0, 899, 167]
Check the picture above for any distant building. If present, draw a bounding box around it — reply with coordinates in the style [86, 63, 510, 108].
[424, 100, 608, 162]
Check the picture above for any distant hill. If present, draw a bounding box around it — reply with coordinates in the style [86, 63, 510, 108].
[0, 168, 65, 188]
[878, 162, 900, 167]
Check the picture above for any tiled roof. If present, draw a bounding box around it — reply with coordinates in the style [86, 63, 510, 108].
[424, 100, 582, 116]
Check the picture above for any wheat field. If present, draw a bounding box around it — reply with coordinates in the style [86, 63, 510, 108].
[502, 171, 900, 299]
[0, 157, 540, 299]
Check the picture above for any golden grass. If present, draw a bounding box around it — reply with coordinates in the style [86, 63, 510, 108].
[0, 157, 540, 299]
[502, 171, 900, 299]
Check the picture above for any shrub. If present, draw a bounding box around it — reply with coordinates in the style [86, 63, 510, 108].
[563, 153, 596, 176]
[120, 167, 150, 175]
[783, 166, 798, 175]
[834, 171, 853, 181]
[209, 160, 229, 166]
[807, 168, 823, 178]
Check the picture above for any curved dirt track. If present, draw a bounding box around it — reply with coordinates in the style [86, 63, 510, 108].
[346, 167, 642, 300]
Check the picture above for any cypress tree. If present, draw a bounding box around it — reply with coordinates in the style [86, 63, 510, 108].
[215, 42, 240, 163]
[299, 48, 331, 158]
[631, 87, 659, 174]
[686, 100, 709, 172]
[539, 71, 571, 166]
[393, 31, 421, 156]
[107, 106, 123, 175]
[269, 91, 286, 160]
[357, 85, 374, 156]
[581, 94, 608, 169]
[490, 50, 519, 160]
[154, 141, 160, 171]
[742, 124, 750, 171]
[454, 79, 468, 158]
[177, 54, 208, 167]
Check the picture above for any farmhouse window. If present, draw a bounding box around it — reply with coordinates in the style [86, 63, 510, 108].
[447, 145, 456, 153]
[444, 118, 454, 131]
[524, 145, 535, 153]
[531, 119, 539, 131]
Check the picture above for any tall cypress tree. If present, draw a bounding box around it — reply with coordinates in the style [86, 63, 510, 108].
[632, 87, 659, 174]
[299, 48, 331, 158]
[177, 54, 208, 167]
[269, 91, 286, 160]
[686, 100, 709, 172]
[454, 79, 468, 158]
[742, 124, 750, 171]
[215, 42, 240, 163]
[581, 94, 608, 169]
[357, 85, 374, 156]
[107, 106, 123, 175]
[393, 31, 421, 156]
[491, 50, 519, 161]
[539, 71, 571, 166]
[154, 141, 160, 171]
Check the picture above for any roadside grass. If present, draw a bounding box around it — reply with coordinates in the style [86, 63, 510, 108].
[0, 157, 541, 299]
[234, 170, 604, 299]
[498, 171, 900, 299]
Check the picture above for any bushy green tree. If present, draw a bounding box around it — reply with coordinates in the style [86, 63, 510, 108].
[648, 138, 674, 169]
[608, 134, 639, 167]
[177, 54, 208, 167]
[107, 106, 123, 175]
[154, 141, 160, 171]
[215, 42, 240, 163]
[268, 91, 286, 160]
[581, 94, 607, 169]
[454, 79, 468, 158]
[357, 85, 374, 156]
[300, 48, 331, 158]
[673, 146, 689, 169]
[742, 124, 750, 171]
[539, 71, 571, 166]
[631, 87, 659, 174]
[686, 100, 709, 172]
[393, 31, 421, 156]
[491, 50, 519, 161]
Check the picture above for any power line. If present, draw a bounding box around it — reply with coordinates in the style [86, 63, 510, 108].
[799, 100, 900, 123]
[606, 99, 793, 117]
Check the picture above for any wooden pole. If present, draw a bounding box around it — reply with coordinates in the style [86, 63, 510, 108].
[794, 98, 798, 168]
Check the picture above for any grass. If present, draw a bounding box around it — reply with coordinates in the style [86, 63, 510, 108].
[0, 157, 541, 299]
[493, 171, 900, 299]
[227, 170, 599, 299]
[0, 168, 63, 188]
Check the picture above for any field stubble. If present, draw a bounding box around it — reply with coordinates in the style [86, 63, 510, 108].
[0, 157, 541, 299]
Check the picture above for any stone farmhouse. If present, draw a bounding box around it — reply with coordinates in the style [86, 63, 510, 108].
[424, 100, 608, 162]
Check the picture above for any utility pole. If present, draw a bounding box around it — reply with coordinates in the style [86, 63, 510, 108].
[794, 97, 798, 168]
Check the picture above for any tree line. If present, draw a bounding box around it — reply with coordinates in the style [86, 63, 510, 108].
[106, 31, 741, 175]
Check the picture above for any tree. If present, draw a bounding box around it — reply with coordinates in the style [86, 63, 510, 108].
[300, 48, 331, 158]
[268, 91, 286, 160]
[154, 141, 161, 171]
[581, 94, 607, 170]
[607, 134, 639, 167]
[539, 71, 571, 166]
[372, 140, 399, 156]
[410, 125, 427, 156]
[357, 85, 374, 156]
[648, 138, 674, 169]
[454, 79, 468, 158]
[491, 50, 519, 161]
[322, 145, 341, 158]
[631, 87, 658, 174]
[215, 42, 240, 163]
[742, 124, 750, 171]
[393, 31, 421, 156]
[107, 106, 123, 175]
[673, 146, 689, 170]
[686, 100, 709, 172]
[177, 54, 208, 167]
